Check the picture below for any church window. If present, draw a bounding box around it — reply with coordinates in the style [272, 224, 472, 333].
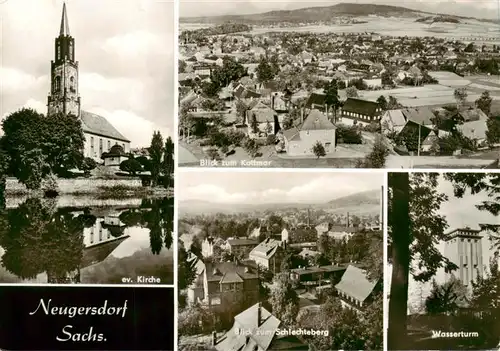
[57, 45, 61, 60]
[107, 140, 111, 150]
[70, 77, 75, 92]
[122, 143, 125, 150]
[55, 76, 61, 93]
[91, 137, 94, 155]
[69, 42, 73, 60]
[99, 139, 103, 156]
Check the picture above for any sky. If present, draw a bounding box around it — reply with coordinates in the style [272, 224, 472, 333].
[179, 171, 383, 204]
[180, 0, 500, 20]
[437, 174, 498, 231]
[0, 0, 174, 148]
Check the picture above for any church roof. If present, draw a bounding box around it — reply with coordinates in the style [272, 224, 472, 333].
[80, 110, 130, 142]
[60, 3, 70, 36]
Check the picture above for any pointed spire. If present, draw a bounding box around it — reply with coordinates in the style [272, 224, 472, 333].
[59, 2, 70, 36]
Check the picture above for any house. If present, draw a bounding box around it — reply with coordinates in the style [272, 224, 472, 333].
[305, 93, 326, 111]
[363, 78, 382, 89]
[325, 226, 360, 241]
[281, 109, 336, 156]
[245, 101, 279, 136]
[227, 238, 259, 258]
[339, 98, 382, 126]
[212, 303, 308, 351]
[298, 248, 321, 260]
[187, 261, 260, 307]
[381, 107, 435, 135]
[101, 144, 128, 168]
[249, 238, 285, 274]
[335, 265, 380, 312]
[289, 265, 346, 287]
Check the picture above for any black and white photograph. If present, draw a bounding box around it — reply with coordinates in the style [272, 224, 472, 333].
[387, 172, 500, 350]
[0, 0, 175, 284]
[178, 0, 500, 169]
[177, 171, 383, 350]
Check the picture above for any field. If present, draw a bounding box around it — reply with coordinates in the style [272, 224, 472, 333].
[246, 16, 500, 43]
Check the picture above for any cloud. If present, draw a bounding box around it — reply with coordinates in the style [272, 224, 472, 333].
[101, 31, 170, 58]
[181, 173, 382, 204]
[0, 68, 47, 93]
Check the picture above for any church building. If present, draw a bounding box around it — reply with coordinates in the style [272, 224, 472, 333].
[47, 3, 130, 160]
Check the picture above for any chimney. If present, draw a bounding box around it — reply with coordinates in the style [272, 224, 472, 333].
[257, 302, 262, 326]
[212, 331, 217, 346]
[346, 212, 350, 228]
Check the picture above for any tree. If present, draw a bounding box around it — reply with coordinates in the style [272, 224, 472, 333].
[178, 242, 196, 290]
[357, 136, 389, 168]
[377, 95, 388, 110]
[265, 121, 273, 135]
[345, 86, 359, 98]
[80, 157, 97, 177]
[475, 91, 492, 116]
[269, 273, 299, 327]
[312, 141, 326, 159]
[486, 116, 500, 146]
[149, 131, 163, 186]
[1, 108, 85, 189]
[425, 276, 468, 315]
[464, 42, 475, 53]
[119, 158, 143, 176]
[243, 138, 260, 158]
[178, 60, 187, 73]
[454, 88, 468, 109]
[387, 96, 402, 110]
[256, 57, 276, 82]
[324, 79, 341, 121]
[162, 136, 174, 188]
[381, 71, 393, 86]
[388, 173, 457, 349]
[250, 114, 259, 134]
[235, 100, 248, 123]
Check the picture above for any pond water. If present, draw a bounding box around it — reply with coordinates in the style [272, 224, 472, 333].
[0, 196, 173, 284]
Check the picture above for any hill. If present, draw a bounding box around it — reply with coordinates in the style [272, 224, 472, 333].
[180, 2, 428, 24]
[179, 188, 381, 215]
[325, 189, 381, 208]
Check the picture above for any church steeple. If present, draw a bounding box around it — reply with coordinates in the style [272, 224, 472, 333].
[47, 2, 80, 117]
[59, 2, 70, 37]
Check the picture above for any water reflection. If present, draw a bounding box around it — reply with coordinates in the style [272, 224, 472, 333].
[0, 197, 173, 284]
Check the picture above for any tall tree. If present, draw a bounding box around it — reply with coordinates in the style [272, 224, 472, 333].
[178, 241, 196, 290]
[388, 173, 457, 349]
[162, 136, 174, 188]
[149, 131, 164, 187]
[256, 57, 276, 83]
[454, 88, 468, 109]
[377, 95, 388, 110]
[324, 79, 341, 122]
[475, 91, 492, 116]
[269, 273, 299, 327]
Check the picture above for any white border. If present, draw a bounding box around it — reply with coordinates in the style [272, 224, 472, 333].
[173, 0, 180, 348]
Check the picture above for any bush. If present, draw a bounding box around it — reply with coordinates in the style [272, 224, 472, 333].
[336, 125, 363, 144]
[80, 157, 97, 177]
[362, 122, 381, 133]
[266, 134, 276, 145]
[206, 148, 221, 160]
[119, 158, 143, 176]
